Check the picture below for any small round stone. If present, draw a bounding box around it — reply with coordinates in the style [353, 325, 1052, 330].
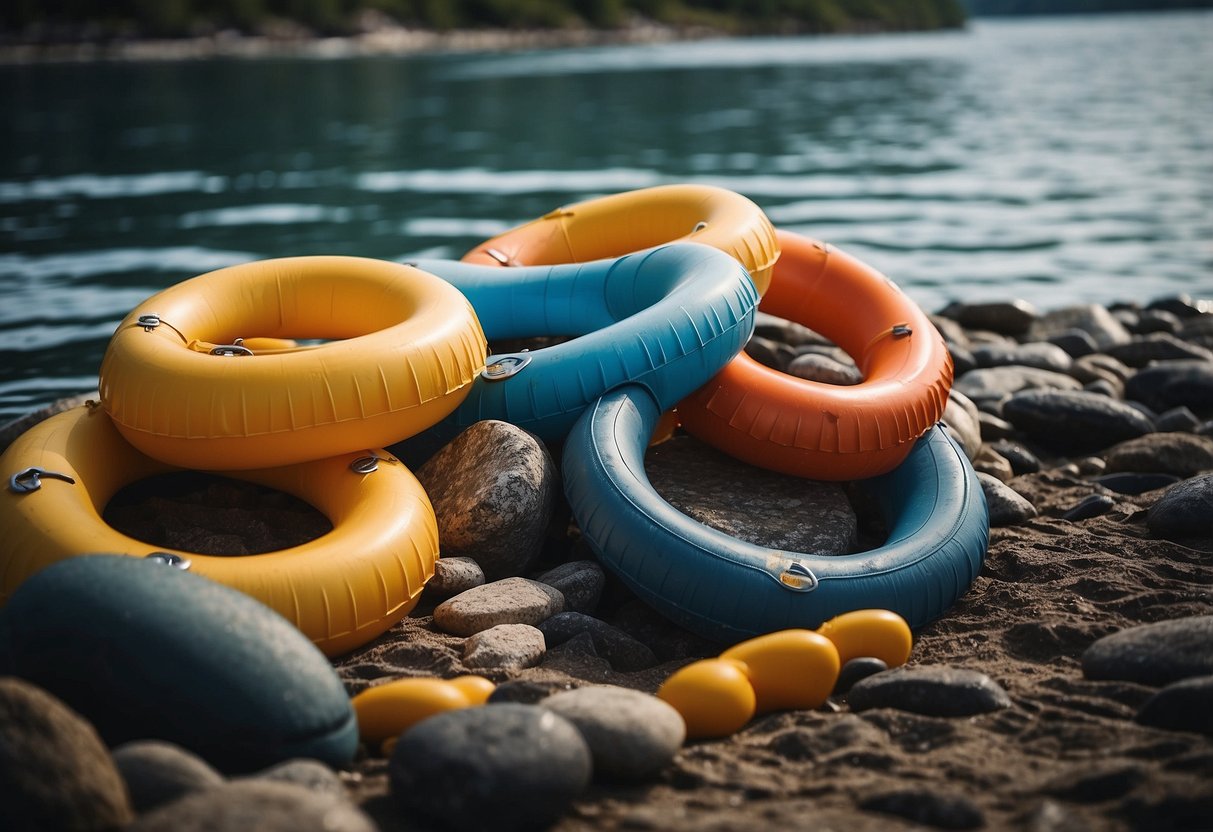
[847, 665, 1012, 716]
[834, 657, 890, 695]
[112, 740, 223, 813]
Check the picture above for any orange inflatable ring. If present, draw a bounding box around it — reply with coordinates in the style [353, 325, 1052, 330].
[462, 183, 780, 294]
[677, 230, 953, 480]
[99, 256, 487, 471]
[0, 404, 438, 657]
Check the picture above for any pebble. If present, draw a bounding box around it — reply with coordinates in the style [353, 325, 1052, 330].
[1125, 359, 1213, 412]
[1060, 494, 1115, 521]
[389, 704, 592, 832]
[433, 577, 565, 637]
[111, 740, 223, 813]
[1027, 303, 1131, 350]
[1129, 308, 1182, 335]
[939, 299, 1037, 335]
[752, 310, 824, 347]
[127, 780, 375, 832]
[989, 439, 1041, 475]
[977, 472, 1038, 527]
[834, 657, 890, 695]
[1082, 616, 1213, 686]
[534, 560, 605, 614]
[1093, 472, 1179, 495]
[463, 623, 547, 670]
[1106, 332, 1213, 367]
[859, 788, 985, 830]
[488, 679, 576, 705]
[0, 677, 133, 832]
[417, 420, 558, 580]
[953, 366, 1082, 412]
[1135, 675, 1213, 735]
[426, 556, 486, 597]
[540, 686, 686, 781]
[1001, 389, 1154, 450]
[0, 556, 357, 773]
[1148, 474, 1213, 539]
[646, 434, 857, 554]
[786, 351, 863, 384]
[972, 445, 1014, 481]
[1070, 352, 1132, 392]
[972, 341, 1073, 373]
[538, 611, 659, 672]
[1103, 432, 1213, 478]
[1045, 328, 1099, 358]
[246, 758, 348, 801]
[847, 665, 1012, 716]
[941, 390, 983, 460]
[1155, 405, 1202, 433]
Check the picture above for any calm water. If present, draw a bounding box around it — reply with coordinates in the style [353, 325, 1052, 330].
[2, 12, 1211, 420]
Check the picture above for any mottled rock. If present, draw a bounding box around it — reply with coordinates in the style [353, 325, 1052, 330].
[389, 704, 592, 832]
[1148, 474, 1213, 539]
[1135, 675, 1213, 735]
[534, 560, 605, 614]
[1126, 360, 1213, 413]
[973, 445, 1014, 481]
[433, 578, 564, 637]
[112, 740, 223, 813]
[417, 420, 557, 580]
[1082, 616, 1213, 686]
[1104, 433, 1213, 478]
[1106, 333, 1213, 368]
[0, 677, 133, 832]
[848, 666, 1012, 716]
[127, 780, 374, 832]
[463, 623, 547, 670]
[1002, 390, 1154, 450]
[787, 351, 862, 385]
[989, 440, 1040, 475]
[859, 788, 984, 830]
[834, 658, 889, 695]
[247, 758, 346, 801]
[977, 473, 1037, 527]
[426, 556, 486, 597]
[1093, 472, 1179, 495]
[954, 366, 1082, 411]
[972, 341, 1072, 373]
[646, 434, 857, 554]
[942, 390, 982, 460]
[939, 299, 1037, 335]
[539, 612, 659, 672]
[1028, 304, 1131, 350]
[1061, 494, 1115, 521]
[541, 686, 685, 781]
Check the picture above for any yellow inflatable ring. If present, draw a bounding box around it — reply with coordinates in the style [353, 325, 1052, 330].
[462, 184, 780, 294]
[0, 404, 437, 657]
[99, 256, 487, 470]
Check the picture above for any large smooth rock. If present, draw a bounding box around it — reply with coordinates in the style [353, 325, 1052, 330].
[1106, 333, 1213, 368]
[847, 666, 1012, 716]
[0, 556, 357, 773]
[1135, 675, 1213, 735]
[938, 299, 1037, 335]
[540, 686, 685, 782]
[389, 703, 592, 832]
[417, 420, 557, 580]
[0, 677, 133, 832]
[786, 352, 862, 385]
[645, 434, 857, 554]
[1027, 304, 1132, 350]
[1148, 474, 1213, 539]
[942, 389, 982, 460]
[112, 740, 224, 814]
[1126, 360, 1213, 413]
[1002, 389, 1154, 450]
[976, 473, 1037, 527]
[463, 623, 547, 670]
[538, 612, 659, 672]
[1082, 616, 1213, 686]
[1104, 433, 1213, 478]
[127, 779, 375, 832]
[954, 366, 1082, 411]
[971, 342, 1072, 373]
[433, 577, 564, 637]
[426, 556, 486, 598]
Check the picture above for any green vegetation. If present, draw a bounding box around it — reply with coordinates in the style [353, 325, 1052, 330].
[1, 0, 966, 40]
[963, 0, 1212, 14]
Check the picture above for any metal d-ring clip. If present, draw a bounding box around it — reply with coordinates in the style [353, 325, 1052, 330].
[691, 220, 709, 233]
[146, 552, 192, 570]
[8, 466, 77, 494]
[891, 324, 913, 338]
[137, 313, 161, 331]
[481, 352, 532, 382]
[349, 454, 394, 474]
[209, 337, 254, 357]
[777, 561, 819, 592]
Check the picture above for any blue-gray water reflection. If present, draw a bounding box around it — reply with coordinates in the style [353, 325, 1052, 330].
[1, 12, 1211, 418]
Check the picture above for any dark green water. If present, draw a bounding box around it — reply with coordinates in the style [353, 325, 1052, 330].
[1, 12, 1211, 419]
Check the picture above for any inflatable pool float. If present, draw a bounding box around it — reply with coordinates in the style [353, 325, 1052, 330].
[99, 256, 487, 470]
[463, 183, 780, 295]
[563, 385, 989, 643]
[0, 404, 438, 656]
[678, 229, 954, 480]
[412, 243, 759, 443]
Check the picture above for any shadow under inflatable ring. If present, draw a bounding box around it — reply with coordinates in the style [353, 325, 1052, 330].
[412, 243, 760, 443]
[563, 385, 989, 644]
[462, 183, 781, 295]
[677, 229, 954, 481]
[99, 256, 487, 471]
[0, 405, 438, 657]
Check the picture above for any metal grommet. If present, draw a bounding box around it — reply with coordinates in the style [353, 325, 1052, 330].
[137, 313, 161, 331]
[350, 455, 392, 474]
[892, 324, 913, 338]
[778, 562, 819, 592]
[8, 466, 76, 494]
[691, 221, 708, 233]
[485, 248, 511, 266]
[481, 353, 532, 381]
[146, 552, 192, 570]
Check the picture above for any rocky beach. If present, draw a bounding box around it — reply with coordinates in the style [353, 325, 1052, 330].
[2, 293, 1212, 831]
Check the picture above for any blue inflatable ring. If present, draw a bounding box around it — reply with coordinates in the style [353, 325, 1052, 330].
[563, 385, 990, 643]
[413, 243, 759, 443]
